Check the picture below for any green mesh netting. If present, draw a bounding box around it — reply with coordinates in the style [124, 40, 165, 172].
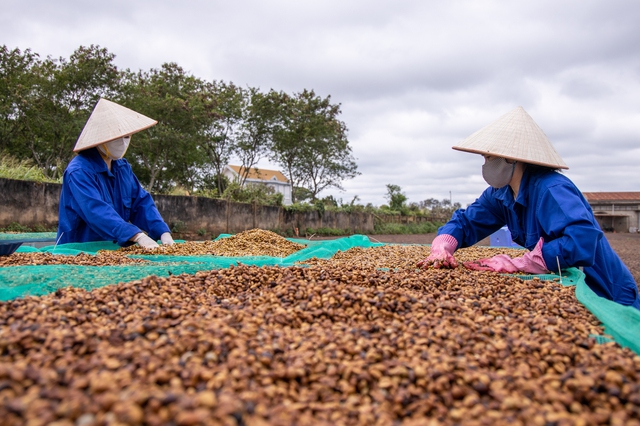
[0, 232, 57, 241]
[515, 267, 640, 355]
[1, 235, 383, 301]
[2, 235, 638, 355]
[574, 273, 640, 355]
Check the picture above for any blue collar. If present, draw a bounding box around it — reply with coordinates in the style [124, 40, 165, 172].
[79, 148, 115, 176]
[492, 168, 532, 209]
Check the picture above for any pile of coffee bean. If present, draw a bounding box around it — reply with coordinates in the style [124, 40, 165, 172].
[0, 252, 148, 267]
[117, 229, 306, 258]
[1, 264, 637, 425]
[302, 245, 527, 271]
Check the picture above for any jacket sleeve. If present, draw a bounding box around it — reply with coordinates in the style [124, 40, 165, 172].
[128, 172, 171, 240]
[537, 183, 602, 269]
[438, 188, 507, 249]
[65, 169, 141, 245]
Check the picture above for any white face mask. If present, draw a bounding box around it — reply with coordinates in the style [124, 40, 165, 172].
[482, 156, 516, 188]
[98, 136, 131, 160]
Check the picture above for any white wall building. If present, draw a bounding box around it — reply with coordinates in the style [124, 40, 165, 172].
[223, 165, 293, 205]
[583, 192, 640, 233]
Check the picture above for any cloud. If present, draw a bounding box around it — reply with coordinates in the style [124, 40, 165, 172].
[3, 0, 640, 208]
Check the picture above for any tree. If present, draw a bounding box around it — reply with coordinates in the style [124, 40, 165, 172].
[200, 81, 245, 193]
[300, 115, 358, 200]
[385, 184, 407, 211]
[270, 89, 358, 202]
[0, 46, 40, 154]
[293, 186, 314, 203]
[234, 88, 281, 186]
[1, 45, 121, 179]
[419, 197, 462, 217]
[121, 62, 212, 192]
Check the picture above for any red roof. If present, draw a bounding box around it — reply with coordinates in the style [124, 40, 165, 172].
[582, 192, 640, 202]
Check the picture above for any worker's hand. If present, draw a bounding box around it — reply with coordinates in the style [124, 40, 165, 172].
[464, 237, 548, 274]
[417, 234, 459, 269]
[160, 232, 175, 246]
[132, 233, 159, 250]
[463, 255, 520, 273]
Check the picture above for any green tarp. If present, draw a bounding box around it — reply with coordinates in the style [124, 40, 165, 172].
[1, 235, 638, 355]
[1, 235, 383, 301]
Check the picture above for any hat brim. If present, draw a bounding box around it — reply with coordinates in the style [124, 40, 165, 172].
[73, 98, 157, 152]
[451, 106, 569, 170]
[452, 146, 569, 169]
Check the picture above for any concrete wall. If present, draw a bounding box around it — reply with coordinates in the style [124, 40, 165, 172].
[0, 178, 374, 236]
[590, 203, 640, 233]
[0, 178, 60, 229]
[593, 213, 640, 233]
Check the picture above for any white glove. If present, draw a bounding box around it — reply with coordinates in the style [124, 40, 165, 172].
[160, 232, 175, 246]
[132, 233, 159, 249]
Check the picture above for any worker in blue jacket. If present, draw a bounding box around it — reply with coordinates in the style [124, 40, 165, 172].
[57, 98, 174, 249]
[418, 107, 640, 309]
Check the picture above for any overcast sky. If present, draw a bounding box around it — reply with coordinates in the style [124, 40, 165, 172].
[3, 0, 640, 207]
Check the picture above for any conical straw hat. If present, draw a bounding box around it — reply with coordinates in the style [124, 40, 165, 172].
[452, 106, 568, 169]
[73, 98, 157, 152]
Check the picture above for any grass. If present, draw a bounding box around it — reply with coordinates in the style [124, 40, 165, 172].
[0, 222, 57, 233]
[0, 154, 60, 183]
[372, 221, 442, 235]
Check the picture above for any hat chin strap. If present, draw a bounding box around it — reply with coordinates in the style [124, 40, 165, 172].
[97, 145, 113, 160]
[98, 137, 130, 160]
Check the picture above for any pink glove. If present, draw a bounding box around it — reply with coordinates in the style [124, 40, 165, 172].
[417, 234, 459, 269]
[464, 237, 549, 274]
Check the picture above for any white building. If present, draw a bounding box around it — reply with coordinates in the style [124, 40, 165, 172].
[223, 165, 293, 205]
[583, 192, 640, 233]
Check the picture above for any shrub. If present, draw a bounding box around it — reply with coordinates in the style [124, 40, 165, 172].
[372, 221, 442, 235]
[222, 182, 283, 206]
[0, 153, 61, 183]
[171, 221, 187, 233]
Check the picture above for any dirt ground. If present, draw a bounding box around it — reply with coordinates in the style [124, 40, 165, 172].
[349, 232, 640, 284]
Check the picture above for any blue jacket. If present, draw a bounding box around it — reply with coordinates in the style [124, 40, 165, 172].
[57, 148, 170, 246]
[439, 167, 640, 308]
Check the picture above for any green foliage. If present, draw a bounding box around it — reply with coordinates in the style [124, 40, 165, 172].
[283, 202, 317, 214]
[1, 45, 120, 180]
[32, 224, 56, 233]
[166, 186, 192, 196]
[418, 197, 462, 217]
[121, 62, 212, 193]
[200, 81, 246, 194]
[0, 153, 60, 183]
[194, 173, 228, 197]
[282, 227, 294, 237]
[319, 195, 339, 208]
[269, 89, 359, 202]
[293, 186, 313, 203]
[325, 195, 366, 214]
[193, 188, 220, 199]
[222, 181, 283, 206]
[2, 222, 31, 232]
[1, 45, 358, 202]
[170, 220, 187, 233]
[385, 184, 408, 211]
[313, 199, 325, 218]
[197, 228, 207, 236]
[0, 46, 40, 154]
[0, 222, 57, 233]
[234, 89, 282, 186]
[372, 221, 442, 235]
